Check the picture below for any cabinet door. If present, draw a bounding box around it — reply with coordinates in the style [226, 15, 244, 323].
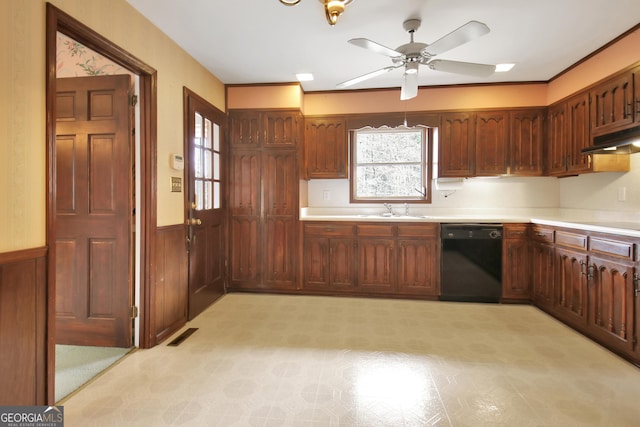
[475, 111, 508, 176]
[263, 151, 298, 216]
[397, 238, 439, 296]
[555, 246, 588, 327]
[305, 117, 347, 178]
[229, 216, 261, 288]
[510, 109, 544, 176]
[229, 151, 261, 216]
[263, 111, 301, 148]
[590, 71, 634, 136]
[264, 216, 298, 289]
[330, 238, 356, 289]
[228, 111, 261, 148]
[588, 255, 635, 355]
[357, 238, 395, 292]
[567, 92, 591, 174]
[546, 102, 568, 175]
[303, 237, 329, 289]
[502, 225, 530, 300]
[439, 112, 475, 177]
[531, 242, 554, 309]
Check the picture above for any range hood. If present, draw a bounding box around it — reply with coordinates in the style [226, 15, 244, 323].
[582, 125, 640, 154]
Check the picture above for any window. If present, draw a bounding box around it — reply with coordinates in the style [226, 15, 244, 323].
[351, 126, 432, 202]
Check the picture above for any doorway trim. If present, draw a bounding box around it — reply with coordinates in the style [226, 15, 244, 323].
[45, 3, 157, 402]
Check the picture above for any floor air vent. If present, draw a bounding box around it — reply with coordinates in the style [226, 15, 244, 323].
[167, 328, 198, 346]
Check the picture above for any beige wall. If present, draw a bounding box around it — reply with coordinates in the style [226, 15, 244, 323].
[0, 0, 226, 253]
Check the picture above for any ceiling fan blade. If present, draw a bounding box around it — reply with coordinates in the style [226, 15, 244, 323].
[428, 59, 495, 77]
[337, 65, 401, 88]
[422, 20, 490, 57]
[400, 70, 419, 101]
[348, 38, 403, 58]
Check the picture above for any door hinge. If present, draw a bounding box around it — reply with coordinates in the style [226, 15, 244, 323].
[130, 306, 139, 319]
[130, 94, 138, 107]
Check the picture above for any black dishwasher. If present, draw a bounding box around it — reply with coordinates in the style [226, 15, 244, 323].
[440, 224, 503, 303]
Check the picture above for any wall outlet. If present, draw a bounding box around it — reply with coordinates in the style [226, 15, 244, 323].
[323, 190, 330, 201]
[617, 186, 627, 202]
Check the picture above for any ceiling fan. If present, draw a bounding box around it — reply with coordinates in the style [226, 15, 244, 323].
[337, 19, 495, 100]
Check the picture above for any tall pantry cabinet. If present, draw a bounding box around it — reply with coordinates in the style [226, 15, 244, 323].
[228, 109, 302, 291]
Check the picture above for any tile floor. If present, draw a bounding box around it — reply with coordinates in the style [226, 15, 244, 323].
[61, 294, 640, 426]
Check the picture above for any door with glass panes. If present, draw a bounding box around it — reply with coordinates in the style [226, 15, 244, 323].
[185, 89, 226, 319]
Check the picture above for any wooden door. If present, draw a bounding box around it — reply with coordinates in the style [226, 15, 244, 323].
[263, 151, 298, 289]
[475, 110, 508, 176]
[357, 239, 395, 292]
[587, 255, 635, 354]
[55, 75, 132, 347]
[510, 109, 544, 176]
[330, 239, 356, 290]
[502, 224, 530, 300]
[397, 238, 439, 296]
[305, 117, 348, 179]
[546, 102, 568, 175]
[567, 93, 591, 174]
[590, 71, 634, 136]
[303, 237, 330, 289]
[555, 247, 588, 327]
[438, 112, 475, 177]
[185, 91, 226, 320]
[263, 110, 301, 148]
[531, 242, 554, 309]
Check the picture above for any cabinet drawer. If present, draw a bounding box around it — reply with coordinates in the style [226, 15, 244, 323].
[531, 226, 554, 243]
[397, 223, 438, 237]
[555, 230, 587, 250]
[356, 224, 395, 237]
[589, 237, 634, 260]
[504, 224, 529, 238]
[303, 223, 354, 237]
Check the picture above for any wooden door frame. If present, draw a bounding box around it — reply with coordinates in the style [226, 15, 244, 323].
[45, 3, 157, 403]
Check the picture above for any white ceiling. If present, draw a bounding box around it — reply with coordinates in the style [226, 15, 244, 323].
[127, 0, 640, 94]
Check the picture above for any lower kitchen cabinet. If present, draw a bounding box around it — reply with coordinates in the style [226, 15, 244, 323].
[530, 225, 555, 310]
[302, 222, 439, 297]
[587, 236, 636, 357]
[302, 223, 356, 291]
[397, 223, 440, 296]
[554, 245, 589, 328]
[502, 224, 530, 301]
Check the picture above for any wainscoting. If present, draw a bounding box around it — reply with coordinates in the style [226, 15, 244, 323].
[153, 225, 188, 345]
[0, 247, 48, 405]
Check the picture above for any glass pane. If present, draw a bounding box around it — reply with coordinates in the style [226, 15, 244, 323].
[357, 131, 422, 163]
[204, 118, 212, 149]
[195, 179, 203, 210]
[356, 165, 422, 198]
[213, 152, 220, 180]
[213, 182, 220, 209]
[195, 113, 203, 147]
[205, 181, 212, 210]
[204, 149, 212, 179]
[194, 147, 203, 178]
[213, 123, 220, 151]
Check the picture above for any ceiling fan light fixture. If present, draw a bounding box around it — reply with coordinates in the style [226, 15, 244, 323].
[405, 62, 419, 75]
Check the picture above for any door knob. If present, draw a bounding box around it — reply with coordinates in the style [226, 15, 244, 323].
[187, 218, 202, 226]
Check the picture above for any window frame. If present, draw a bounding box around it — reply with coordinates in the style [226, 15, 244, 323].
[349, 125, 433, 204]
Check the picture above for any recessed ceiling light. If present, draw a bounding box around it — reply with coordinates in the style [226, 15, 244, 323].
[296, 73, 314, 82]
[495, 63, 515, 72]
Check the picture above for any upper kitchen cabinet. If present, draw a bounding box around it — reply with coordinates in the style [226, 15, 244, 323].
[589, 65, 640, 137]
[439, 112, 475, 177]
[475, 110, 509, 176]
[509, 109, 545, 176]
[228, 110, 302, 149]
[305, 116, 348, 179]
[546, 92, 629, 176]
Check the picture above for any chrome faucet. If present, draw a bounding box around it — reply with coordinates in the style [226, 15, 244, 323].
[383, 203, 393, 215]
[404, 203, 409, 216]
